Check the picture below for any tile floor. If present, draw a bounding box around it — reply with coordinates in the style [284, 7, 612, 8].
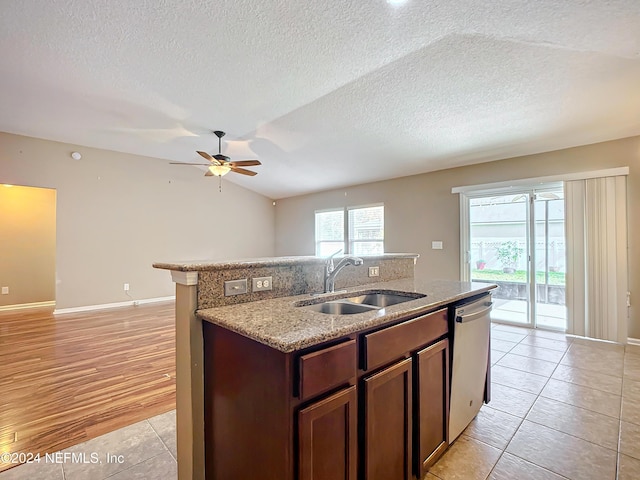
[0, 411, 176, 480]
[430, 324, 640, 480]
[2, 324, 639, 480]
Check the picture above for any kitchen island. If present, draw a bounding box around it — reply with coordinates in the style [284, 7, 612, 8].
[154, 255, 494, 480]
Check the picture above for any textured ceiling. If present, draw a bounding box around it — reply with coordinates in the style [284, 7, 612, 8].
[1, 0, 639, 199]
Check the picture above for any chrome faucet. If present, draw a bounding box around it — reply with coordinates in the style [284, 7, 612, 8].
[324, 250, 364, 293]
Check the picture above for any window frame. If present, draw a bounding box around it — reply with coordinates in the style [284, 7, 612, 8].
[314, 203, 384, 256]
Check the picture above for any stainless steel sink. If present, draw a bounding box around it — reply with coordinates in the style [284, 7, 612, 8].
[346, 293, 425, 308]
[299, 290, 426, 315]
[305, 301, 379, 315]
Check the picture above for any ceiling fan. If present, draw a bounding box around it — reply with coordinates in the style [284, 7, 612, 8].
[171, 130, 261, 180]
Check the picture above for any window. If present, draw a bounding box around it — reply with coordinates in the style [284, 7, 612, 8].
[348, 205, 384, 255]
[315, 205, 384, 256]
[315, 209, 345, 256]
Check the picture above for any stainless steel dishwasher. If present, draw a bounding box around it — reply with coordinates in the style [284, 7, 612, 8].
[448, 293, 493, 443]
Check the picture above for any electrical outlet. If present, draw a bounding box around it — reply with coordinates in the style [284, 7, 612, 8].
[368, 266, 380, 277]
[252, 276, 273, 292]
[224, 279, 248, 296]
[432, 241, 443, 250]
[123, 283, 130, 292]
[1, 286, 8, 295]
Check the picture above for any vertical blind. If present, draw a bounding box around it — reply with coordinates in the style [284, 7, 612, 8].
[565, 176, 628, 343]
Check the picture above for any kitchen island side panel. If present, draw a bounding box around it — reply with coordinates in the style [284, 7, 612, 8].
[204, 323, 293, 480]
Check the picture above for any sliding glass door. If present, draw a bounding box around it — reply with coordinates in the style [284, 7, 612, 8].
[533, 191, 567, 329]
[464, 186, 566, 330]
[469, 193, 532, 326]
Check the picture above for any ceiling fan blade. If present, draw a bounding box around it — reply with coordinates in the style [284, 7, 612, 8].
[231, 167, 258, 176]
[197, 150, 214, 160]
[170, 162, 212, 165]
[197, 151, 221, 165]
[229, 160, 261, 167]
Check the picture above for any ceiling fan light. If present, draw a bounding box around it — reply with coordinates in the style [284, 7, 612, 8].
[209, 165, 231, 176]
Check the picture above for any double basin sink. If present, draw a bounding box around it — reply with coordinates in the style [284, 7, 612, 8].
[297, 291, 426, 315]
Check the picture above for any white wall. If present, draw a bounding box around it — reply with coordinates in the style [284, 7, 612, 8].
[0, 132, 276, 309]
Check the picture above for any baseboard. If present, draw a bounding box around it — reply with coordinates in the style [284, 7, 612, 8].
[0, 301, 56, 312]
[53, 296, 175, 315]
[628, 337, 640, 346]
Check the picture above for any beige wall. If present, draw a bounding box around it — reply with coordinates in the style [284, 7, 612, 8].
[0, 132, 275, 309]
[275, 136, 640, 338]
[0, 185, 56, 307]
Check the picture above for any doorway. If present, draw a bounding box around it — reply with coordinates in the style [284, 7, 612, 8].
[462, 186, 566, 330]
[0, 184, 56, 310]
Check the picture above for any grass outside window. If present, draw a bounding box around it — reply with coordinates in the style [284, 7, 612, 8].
[471, 269, 565, 286]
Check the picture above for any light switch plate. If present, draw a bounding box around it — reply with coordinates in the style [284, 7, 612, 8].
[224, 279, 248, 296]
[1, 286, 8, 295]
[368, 266, 380, 277]
[252, 276, 273, 292]
[432, 241, 443, 250]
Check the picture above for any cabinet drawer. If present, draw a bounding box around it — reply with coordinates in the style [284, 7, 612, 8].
[363, 308, 448, 371]
[299, 340, 356, 401]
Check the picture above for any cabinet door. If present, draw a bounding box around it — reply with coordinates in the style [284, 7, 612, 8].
[415, 339, 449, 475]
[364, 357, 412, 480]
[298, 386, 357, 480]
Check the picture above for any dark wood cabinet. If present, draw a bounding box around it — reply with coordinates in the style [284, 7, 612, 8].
[363, 308, 448, 371]
[361, 308, 450, 477]
[203, 305, 455, 480]
[364, 357, 413, 480]
[298, 340, 356, 400]
[415, 339, 449, 476]
[298, 386, 358, 480]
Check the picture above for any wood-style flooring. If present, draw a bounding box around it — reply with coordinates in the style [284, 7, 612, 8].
[0, 302, 176, 472]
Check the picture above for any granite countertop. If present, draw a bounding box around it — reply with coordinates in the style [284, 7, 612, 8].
[197, 278, 496, 353]
[153, 253, 419, 272]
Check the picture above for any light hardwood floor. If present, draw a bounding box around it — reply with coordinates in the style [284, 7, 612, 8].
[0, 302, 176, 473]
